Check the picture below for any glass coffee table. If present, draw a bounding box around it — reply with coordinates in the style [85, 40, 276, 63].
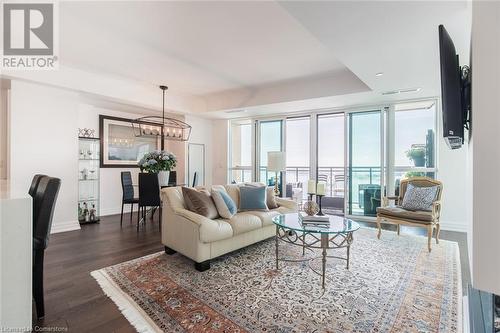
[272, 213, 360, 289]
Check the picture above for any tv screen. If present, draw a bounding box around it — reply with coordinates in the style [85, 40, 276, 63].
[439, 24, 464, 149]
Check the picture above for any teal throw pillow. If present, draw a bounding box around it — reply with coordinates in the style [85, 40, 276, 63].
[239, 186, 268, 211]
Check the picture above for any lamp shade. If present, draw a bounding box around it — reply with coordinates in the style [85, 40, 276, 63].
[267, 151, 286, 172]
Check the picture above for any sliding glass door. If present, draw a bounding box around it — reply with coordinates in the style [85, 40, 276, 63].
[317, 113, 345, 215]
[348, 111, 382, 217]
[285, 117, 310, 201]
[258, 120, 283, 189]
[229, 100, 437, 221]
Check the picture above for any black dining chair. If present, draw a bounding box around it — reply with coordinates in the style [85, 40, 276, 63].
[192, 171, 198, 187]
[168, 171, 177, 186]
[138, 173, 161, 231]
[32, 176, 61, 319]
[120, 171, 139, 226]
[28, 174, 47, 198]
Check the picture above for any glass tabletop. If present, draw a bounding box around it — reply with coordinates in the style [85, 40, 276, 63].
[272, 213, 360, 234]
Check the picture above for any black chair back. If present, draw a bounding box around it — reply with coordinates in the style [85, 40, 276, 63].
[33, 177, 61, 250]
[168, 171, 177, 186]
[121, 171, 135, 201]
[192, 171, 198, 187]
[139, 173, 160, 207]
[29, 174, 47, 197]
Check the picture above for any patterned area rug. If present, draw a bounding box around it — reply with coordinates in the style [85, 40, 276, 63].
[92, 228, 461, 332]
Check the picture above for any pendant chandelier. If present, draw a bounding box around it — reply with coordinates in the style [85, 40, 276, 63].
[131, 85, 192, 149]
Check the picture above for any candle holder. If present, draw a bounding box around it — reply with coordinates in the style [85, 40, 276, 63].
[307, 193, 315, 201]
[317, 194, 325, 216]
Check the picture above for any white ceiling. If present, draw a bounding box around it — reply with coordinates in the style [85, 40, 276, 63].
[51, 1, 471, 117]
[60, 1, 355, 95]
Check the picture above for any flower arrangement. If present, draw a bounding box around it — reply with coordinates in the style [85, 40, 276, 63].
[138, 150, 177, 173]
[405, 146, 426, 167]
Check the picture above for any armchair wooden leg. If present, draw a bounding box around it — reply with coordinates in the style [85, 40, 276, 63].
[376, 216, 381, 239]
[397, 224, 400, 236]
[427, 225, 432, 252]
[435, 223, 440, 244]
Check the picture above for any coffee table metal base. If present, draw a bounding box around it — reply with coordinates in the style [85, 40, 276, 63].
[274, 225, 354, 289]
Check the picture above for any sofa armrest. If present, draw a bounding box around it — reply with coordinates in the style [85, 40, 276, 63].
[173, 208, 209, 226]
[276, 197, 298, 211]
[171, 208, 233, 243]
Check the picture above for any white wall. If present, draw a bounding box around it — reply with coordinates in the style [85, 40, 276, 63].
[470, 1, 500, 296]
[78, 104, 146, 216]
[437, 113, 469, 232]
[212, 120, 229, 185]
[7, 80, 199, 232]
[78, 104, 188, 216]
[9, 81, 80, 233]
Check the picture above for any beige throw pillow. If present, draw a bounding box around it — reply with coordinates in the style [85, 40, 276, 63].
[181, 187, 219, 219]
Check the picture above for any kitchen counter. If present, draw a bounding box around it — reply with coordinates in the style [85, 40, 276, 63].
[0, 179, 32, 331]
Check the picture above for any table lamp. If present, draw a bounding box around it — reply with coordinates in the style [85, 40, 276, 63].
[267, 151, 286, 196]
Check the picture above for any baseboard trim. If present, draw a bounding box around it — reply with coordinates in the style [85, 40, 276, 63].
[439, 221, 468, 233]
[100, 206, 139, 217]
[50, 220, 80, 234]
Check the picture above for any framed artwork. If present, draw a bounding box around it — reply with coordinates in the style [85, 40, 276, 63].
[99, 115, 160, 168]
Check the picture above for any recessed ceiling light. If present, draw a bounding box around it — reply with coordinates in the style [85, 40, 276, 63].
[375, 72, 384, 77]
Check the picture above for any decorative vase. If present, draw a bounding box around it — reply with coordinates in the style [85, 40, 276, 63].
[413, 156, 425, 167]
[158, 170, 170, 187]
[303, 201, 319, 216]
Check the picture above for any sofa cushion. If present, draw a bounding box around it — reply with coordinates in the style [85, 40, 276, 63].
[401, 183, 438, 211]
[247, 210, 281, 227]
[211, 188, 237, 219]
[200, 219, 234, 243]
[239, 186, 268, 211]
[225, 213, 262, 235]
[182, 187, 219, 219]
[376, 206, 433, 223]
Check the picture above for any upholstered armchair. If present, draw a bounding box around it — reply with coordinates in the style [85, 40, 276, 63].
[376, 177, 443, 252]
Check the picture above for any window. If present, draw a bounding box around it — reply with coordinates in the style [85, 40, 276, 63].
[229, 121, 252, 183]
[258, 120, 283, 184]
[285, 117, 310, 201]
[390, 101, 437, 195]
[226, 99, 437, 219]
[318, 113, 344, 197]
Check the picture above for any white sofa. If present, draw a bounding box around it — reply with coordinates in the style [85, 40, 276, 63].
[161, 185, 298, 271]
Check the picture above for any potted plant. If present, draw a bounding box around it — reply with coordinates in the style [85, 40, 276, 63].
[138, 150, 177, 186]
[406, 147, 426, 167]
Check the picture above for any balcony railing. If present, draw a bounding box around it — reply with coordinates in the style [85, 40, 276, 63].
[285, 166, 381, 198]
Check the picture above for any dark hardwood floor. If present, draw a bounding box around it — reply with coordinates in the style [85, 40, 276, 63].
[35, 213, 470, 332]
[35, 213, 163, 332]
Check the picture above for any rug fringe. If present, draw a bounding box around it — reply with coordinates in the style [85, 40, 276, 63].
[91, 269, 161, 333]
